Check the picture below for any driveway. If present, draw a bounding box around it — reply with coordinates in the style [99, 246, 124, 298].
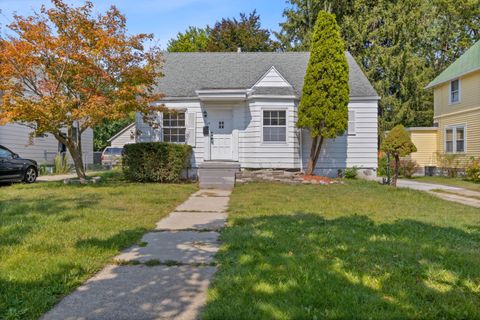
[398, 179, 480, 208]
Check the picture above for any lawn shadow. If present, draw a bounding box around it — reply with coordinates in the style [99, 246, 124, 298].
[204, 214, 480, 319]
[76, 228, 149, 251]
[0, 262, 88, 320]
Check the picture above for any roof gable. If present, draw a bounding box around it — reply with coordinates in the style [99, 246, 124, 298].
[253, 66, 292, 88]
[426, 41, 480, 89]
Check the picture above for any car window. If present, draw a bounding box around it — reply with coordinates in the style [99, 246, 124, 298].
[110, 148, 123, 155]
[0, 147, 13, 158]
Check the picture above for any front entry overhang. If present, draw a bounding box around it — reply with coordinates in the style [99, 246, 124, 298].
[196, 89, 248, 102]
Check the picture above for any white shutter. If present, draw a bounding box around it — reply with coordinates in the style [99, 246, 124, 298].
[348, 110, 356, 135]
[157, 112, 163, 142]
[186, 112, 196, 146]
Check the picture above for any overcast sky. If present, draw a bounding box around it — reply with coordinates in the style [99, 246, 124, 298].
[0, 0, 286, 49]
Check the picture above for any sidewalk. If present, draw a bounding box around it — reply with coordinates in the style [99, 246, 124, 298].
[397, 179, 480, 208]
[42, 189, 230, 320]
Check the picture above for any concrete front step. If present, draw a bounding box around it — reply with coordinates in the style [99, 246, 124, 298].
[198, 161, 240, 190]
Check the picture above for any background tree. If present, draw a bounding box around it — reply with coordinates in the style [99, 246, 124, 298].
[93, 116, 134, 151]
[297, 11, 349, 175]
[0, 0, 164, 179]
[206, 11, 279, 52]
[380, 125, 417, 186]
[167, 26, 209, 52]
[277, 0, 480, 131]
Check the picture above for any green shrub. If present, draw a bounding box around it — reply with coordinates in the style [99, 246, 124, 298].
[344, 167, 358, 179]
[437, 153, 461, 178]
[122, 142, 192, 183]
[399, 159, 419, 178]
[465, 157, 480, 183]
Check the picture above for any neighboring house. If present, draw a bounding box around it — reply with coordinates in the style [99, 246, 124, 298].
[403, 127, 438, 168]
[136, 52, 380, 177]
[421, 40, 480, 166]
[0, 123, 94, 165]
[108, 123, 136, 148]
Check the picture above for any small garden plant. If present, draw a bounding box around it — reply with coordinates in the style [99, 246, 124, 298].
[380, 125, 417, 186]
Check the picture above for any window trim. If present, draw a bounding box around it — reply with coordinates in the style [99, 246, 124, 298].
[449, 79, 461, 105]
[162, 111, 186, 143]
[261, 108, 288, 145]
[444, 124, 466, 154]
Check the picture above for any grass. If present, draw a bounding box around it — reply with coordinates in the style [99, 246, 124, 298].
[410, 176, 480, 192]
[0, 171, 196, 320]
[203, 180, 480, 319]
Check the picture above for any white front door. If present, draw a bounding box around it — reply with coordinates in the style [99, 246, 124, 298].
[209, 109, 233, 160]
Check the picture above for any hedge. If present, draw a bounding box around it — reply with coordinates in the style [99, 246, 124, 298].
[122, 142, 192, 183]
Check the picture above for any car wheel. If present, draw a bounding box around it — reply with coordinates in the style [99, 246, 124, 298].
[24, 166, 37, 183]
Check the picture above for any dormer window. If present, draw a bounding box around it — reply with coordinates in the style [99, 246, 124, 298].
[450, 79, 460, 104]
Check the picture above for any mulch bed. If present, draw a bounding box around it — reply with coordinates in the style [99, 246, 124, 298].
[300, 175, 339, 185]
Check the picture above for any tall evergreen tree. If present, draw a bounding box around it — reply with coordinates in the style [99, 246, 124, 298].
[297, 11, 349, 175]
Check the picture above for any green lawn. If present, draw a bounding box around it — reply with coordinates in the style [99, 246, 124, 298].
[411, 176, 480, 192]
[0, 174, 196, 320]
[203, 181, 480, 319]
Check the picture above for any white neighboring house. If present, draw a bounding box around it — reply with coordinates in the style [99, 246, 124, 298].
[108, 123, 136, 148]
[136, 52, 380, 177]
[0, 123, 94, 165]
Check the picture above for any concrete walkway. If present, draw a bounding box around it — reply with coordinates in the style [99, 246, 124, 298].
[397, 179, 480, 208]
[42, 189, 230, 320]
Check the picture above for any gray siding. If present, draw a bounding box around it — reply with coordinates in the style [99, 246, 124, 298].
[0, 123, 94, 165]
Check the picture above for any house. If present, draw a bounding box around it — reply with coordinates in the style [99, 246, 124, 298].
[0, 123, 94, 166]
[403, 127, 438, 168]
[421, 40, 480, 167]
[136, 52, 380, 179]
[108, 123, 136, 148]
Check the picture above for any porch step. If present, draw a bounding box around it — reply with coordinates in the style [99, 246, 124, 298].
[198, 161, 240, 190]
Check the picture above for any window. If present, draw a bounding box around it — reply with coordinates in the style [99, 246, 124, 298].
[445, 126, 466, 153]
[263, 110, 286, 142]
[219, 121, 224, 129]
[450, 79, 460, 104]
[456, 127, 465, 152]
[0, 147, 13, 158]
[163, 112, 186, 143]
[445, 129, 453, 153]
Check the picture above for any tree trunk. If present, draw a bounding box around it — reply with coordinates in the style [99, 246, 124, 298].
[67, 143, 86, 179]
[392, 153, 400, 187]
[54, 128, 86, 179]
[305, 135, 325, 175]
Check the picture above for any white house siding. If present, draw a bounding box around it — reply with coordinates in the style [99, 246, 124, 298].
[136, 101, 206, 168]
[254, 67, 291, 88]
[137, 99, 377, 175]
[239, 98, 300, 169]
[0, 123, 94, 165]
[110, 125, 136, 148]
[302, 100, 378, 177]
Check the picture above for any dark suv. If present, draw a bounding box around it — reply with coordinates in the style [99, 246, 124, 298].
[0, 145, 38, 183]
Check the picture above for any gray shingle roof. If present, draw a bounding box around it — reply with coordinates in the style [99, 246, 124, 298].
[157, 52, 378, 98]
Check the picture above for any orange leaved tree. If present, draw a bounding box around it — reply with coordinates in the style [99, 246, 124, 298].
[0, 0, 164, 179]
